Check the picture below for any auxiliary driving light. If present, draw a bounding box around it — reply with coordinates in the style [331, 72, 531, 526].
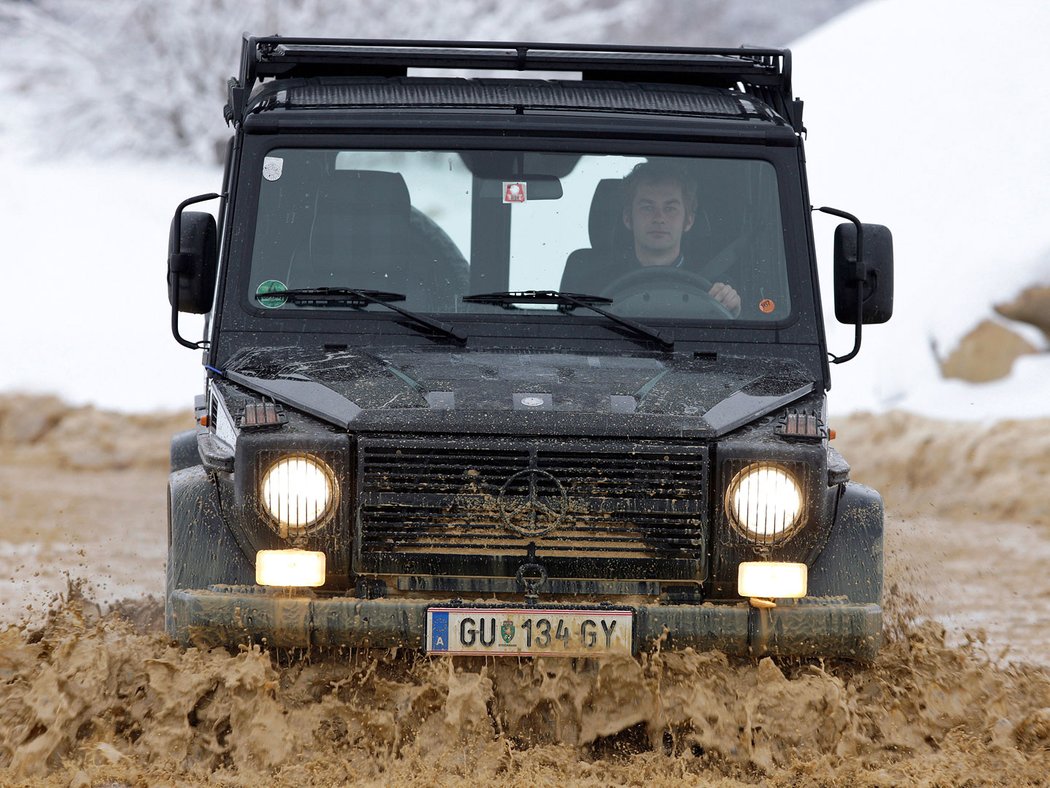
[256, 549, 326, 587]
[725, 462, 803, 542]
[737, 561, 807, 599]
[260, 454, 337, 534]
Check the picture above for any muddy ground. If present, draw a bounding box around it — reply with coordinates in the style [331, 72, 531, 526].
[0, 394, 1048, 785]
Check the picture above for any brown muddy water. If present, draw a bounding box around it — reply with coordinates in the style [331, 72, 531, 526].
[1, 395, 1048, 786]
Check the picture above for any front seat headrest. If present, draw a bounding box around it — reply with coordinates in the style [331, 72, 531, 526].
[314, 169, 411, 221]
[587, 179, 631, 254]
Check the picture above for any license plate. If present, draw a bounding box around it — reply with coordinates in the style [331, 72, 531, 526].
[426, 607, 633, 657]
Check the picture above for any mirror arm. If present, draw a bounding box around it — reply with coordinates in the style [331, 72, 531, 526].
[170, 193, 221, 350]
[816, 205, 864, 364]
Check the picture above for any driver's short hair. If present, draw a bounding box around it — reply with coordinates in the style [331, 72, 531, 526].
[622, 160, 698, 215]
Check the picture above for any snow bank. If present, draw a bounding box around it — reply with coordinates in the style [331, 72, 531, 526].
[0, 153, 218, 410]
[792, 0, 1050, 418]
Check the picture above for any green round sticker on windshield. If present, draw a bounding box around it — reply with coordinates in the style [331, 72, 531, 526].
[256, 279, 288, 308]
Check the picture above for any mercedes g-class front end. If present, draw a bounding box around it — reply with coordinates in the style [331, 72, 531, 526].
[165, 38, 893, 661]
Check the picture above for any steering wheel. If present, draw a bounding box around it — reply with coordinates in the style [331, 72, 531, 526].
[600, 267, 736, 320]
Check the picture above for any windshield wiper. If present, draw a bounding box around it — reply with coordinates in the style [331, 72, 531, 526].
[462, 290, 673, 351]
[255, 288, 466, 344]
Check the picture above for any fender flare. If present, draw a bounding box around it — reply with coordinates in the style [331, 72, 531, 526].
[169, 428, 201, 472]
[807, 481, 884, 605]
[166, 465, 254, 634]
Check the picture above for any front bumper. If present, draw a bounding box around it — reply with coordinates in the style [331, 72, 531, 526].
[168, 586, 881, 661]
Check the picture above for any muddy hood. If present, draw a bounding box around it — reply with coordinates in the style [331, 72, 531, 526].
[220, 347, 816, 438]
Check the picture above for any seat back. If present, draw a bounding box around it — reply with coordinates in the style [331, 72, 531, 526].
[296, 169, 413, 291]
[559, 179, 630, 293]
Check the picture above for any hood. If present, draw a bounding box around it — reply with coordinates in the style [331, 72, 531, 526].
[219, 347, 816, 438]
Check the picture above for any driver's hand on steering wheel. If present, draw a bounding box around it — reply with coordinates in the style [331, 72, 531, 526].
[709, 282, 741, 317]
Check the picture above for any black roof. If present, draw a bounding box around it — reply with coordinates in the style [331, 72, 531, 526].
[245, 77, 788, 126]
[227, 37, 803, 132]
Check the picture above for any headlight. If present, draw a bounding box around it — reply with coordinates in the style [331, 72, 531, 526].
[260, 454, 337, 535]
[725, 462, 803, 542]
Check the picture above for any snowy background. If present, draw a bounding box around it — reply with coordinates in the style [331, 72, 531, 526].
[1, 0, 1047, 419]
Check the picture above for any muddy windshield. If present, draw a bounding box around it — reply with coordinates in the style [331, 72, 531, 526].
[247, 149, 791, 322]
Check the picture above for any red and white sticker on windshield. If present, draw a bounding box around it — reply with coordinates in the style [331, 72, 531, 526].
[503, 182, 527, 204]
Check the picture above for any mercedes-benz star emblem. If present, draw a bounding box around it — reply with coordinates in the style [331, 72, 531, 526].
[497, 468, 568, 537]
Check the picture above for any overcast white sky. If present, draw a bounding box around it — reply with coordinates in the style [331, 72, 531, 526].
[1, 0, 1047, 419]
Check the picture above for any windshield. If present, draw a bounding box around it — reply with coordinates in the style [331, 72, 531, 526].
[247, 149, 791, 322]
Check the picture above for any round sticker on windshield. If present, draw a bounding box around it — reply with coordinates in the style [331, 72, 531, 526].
[759, 298, 776, 314]
[256, 280, 289, 308]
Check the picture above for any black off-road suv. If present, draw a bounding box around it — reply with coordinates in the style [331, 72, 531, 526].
[166, 37, 893, 660]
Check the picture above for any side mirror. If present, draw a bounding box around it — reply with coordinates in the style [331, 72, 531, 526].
[167, 193, 219, 349]
[833, 222, 894, 325]
[168, 210, 218, 314]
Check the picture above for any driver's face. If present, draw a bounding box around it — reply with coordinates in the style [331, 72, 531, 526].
[624, 179, 695, 265]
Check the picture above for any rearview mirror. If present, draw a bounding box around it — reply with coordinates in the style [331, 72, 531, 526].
[477, 176, 564, 201]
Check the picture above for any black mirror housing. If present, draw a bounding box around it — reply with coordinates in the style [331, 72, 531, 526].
[833, 222, 893, 325]
[168, 210, 218, 314]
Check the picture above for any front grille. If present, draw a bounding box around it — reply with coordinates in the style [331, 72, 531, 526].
[354, 437, 709, 582]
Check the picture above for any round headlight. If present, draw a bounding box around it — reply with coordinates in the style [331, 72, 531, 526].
[260, 454, 337, 535]
[725, 462, 803, 542]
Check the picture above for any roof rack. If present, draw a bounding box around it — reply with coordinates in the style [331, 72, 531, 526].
[226, 36, 802, 132]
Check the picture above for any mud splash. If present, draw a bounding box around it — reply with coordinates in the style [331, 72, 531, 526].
[832, 411, 1050, 528]
[2, 584, 1048, 787]
[3, 395, 1050, 784]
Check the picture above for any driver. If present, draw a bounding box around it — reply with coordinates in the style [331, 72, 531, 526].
[619, 161, 741, 317]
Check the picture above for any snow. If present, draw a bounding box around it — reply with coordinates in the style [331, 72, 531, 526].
[792, 0, 1050, 419]
[1, 152, 217, 410]
[2, 0, 1048, 418]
